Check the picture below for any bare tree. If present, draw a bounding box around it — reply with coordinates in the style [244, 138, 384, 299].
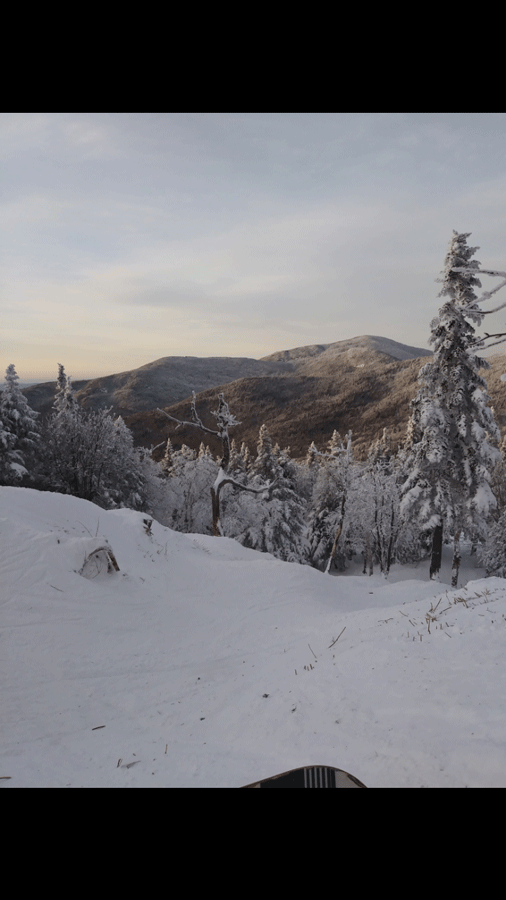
[157, 392, 277, 536]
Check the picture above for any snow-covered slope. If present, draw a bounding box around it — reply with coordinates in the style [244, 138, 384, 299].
[1, 487, 506, 787]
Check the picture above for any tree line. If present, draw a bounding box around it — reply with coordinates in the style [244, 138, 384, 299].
[3, 232, 506, 584]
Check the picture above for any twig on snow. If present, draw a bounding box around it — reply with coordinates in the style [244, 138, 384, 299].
[328, 627, 346, 648]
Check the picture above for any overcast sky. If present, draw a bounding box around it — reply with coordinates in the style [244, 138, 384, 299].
[2, 112, 506, 382]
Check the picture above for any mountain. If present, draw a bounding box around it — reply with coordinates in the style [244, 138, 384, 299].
[261, 334, 434, 366]
[20, 358, 293, 421]
[125, 352, 433, 460]
[18, 335, 506, 460]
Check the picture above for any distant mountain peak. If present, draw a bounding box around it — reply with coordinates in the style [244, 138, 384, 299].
[261, 335, 431, 364]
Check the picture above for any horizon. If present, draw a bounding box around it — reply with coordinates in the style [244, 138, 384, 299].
[5, 332, 506, 388]
[2, 113, 506, 383]
[10, 332, 435, 384]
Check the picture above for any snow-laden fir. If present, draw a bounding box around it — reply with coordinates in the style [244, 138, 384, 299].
[401, 232, 501, 585]
[1, 486, 506, 788]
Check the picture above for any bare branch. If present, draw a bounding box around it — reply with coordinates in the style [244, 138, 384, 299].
[157, 392, 240, 439]
[157, 407, 219, 437]
[309, 447, 346, 459]
[328, 627, 346, 648]
[469, 332, 506, 349]
[217, 475, 278, 496]
[146, 441, 166, 457]
[190, 391, 208, 430]
[475, 296, 506, 316]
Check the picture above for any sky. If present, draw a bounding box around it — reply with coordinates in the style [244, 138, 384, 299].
[2, 112, 506, 383]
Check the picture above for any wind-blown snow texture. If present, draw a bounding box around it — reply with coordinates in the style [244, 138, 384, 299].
[1, 487, 506, 787]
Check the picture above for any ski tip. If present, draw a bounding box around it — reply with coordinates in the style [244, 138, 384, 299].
[241, 765, 367, 788]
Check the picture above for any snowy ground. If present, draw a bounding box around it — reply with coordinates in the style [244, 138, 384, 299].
[1, 486, 506, 787]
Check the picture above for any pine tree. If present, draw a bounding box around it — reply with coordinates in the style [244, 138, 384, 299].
[478, 508, 506, 577]
[158, 393, 277, 536]
[39, 365, 148, 509]
[160, 446, 219, 534]
[0, 364, 39, 485]
[53, 363, 78, 414]
[356, 436, 400, 577]
[159, 437, 175, 478]
[102, 416, 147, 510]
[0, 410, 18, 485]
[252, 424, 277, 480]
[306, 431, 355, 572]
[224, 439, 242, 480]
[225, 431, 308, 563]
[401, 232, 500, 585]
[488, 434, 506, 521]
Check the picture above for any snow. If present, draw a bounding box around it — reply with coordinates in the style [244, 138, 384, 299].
[1, 486, 506, 788]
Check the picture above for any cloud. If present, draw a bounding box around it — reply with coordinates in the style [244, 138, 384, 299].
[60, 117, 124, 161]
[3, 114, 506, 382]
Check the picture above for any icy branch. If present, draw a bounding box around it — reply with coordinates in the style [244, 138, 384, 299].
[452, 266, 506, 314]
[157, 391, 240, 439]
[226, 476, 278, 496]
[469, 333, 506, 350]
[210, 393, 241, 431]
[146, 441, 166, 457]
[213, 466, 278, 496]
[157, 404, 219, 437]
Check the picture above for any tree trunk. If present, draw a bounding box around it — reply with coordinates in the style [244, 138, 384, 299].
[366, 532, 373, 576]
[211, 485, 221, 536]
[325, 494, 346, 574]
[325, 522, 342, 573]
[451, 530, 461, 588]
[430, 520, 443, 580]
[385, 504, 396, 578]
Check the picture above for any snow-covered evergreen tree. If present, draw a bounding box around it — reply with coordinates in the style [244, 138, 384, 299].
[251, 424, 277, 480]
[0, 364, 39, 485]
[239, 441, 253, 475]
[478, 506, 506, 577]
[53, 363, 79, 414]
[226, 439, 248, 484]
[222, 428, 309, 563]
[173, 447, 219, 534]
[478, 434, 506, 576]
[0, 411, 18, 485]
[100, 415, 147, 510]
[158, 392, 277, 537]
[488, 434, 506, 521]
[306, 431, 356, 572]
[401, 232, 500, 585]
[355, 435, 401, 577]
[159, 437, 175, 478]
[39, 366, 148, 509]
[146, 442, 222, 534]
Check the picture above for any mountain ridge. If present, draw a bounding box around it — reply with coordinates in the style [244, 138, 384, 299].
[19, 335, 431, 420]
[15, 335, 506, 461]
